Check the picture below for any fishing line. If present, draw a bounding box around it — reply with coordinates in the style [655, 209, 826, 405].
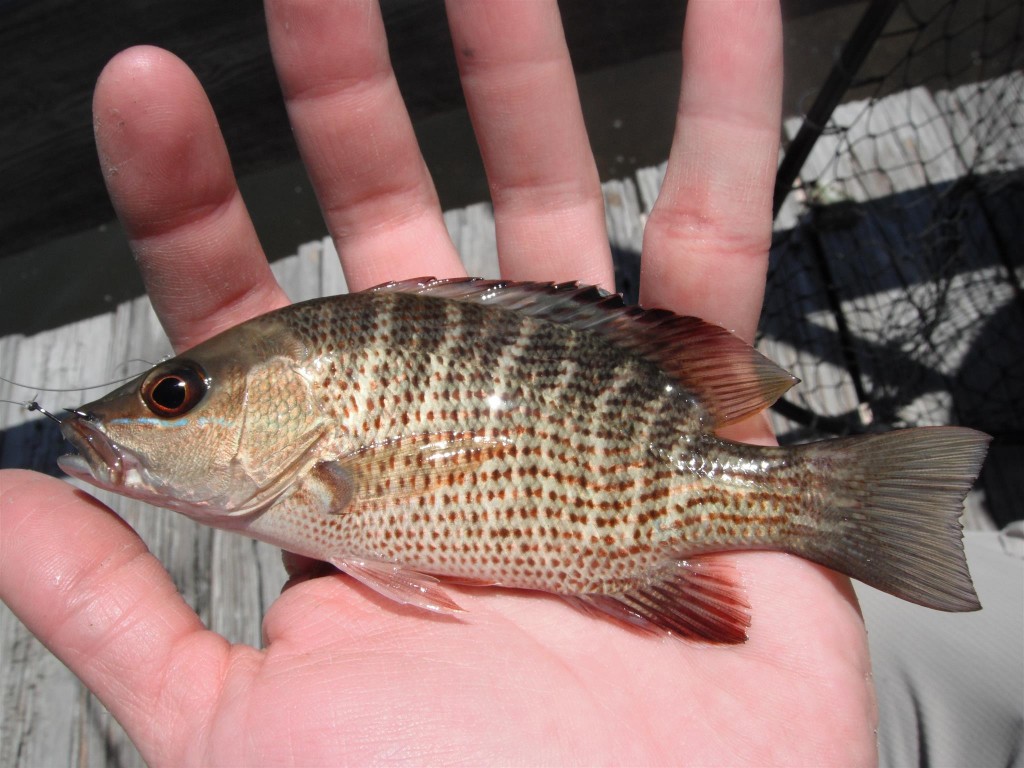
[0, 355, 166, 394]
[0, 367, 148, 393]
[1, 356, 165, 417]
[119, 358, 163, 373]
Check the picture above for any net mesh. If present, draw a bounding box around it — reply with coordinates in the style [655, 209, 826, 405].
[763, 0, 1024, 443]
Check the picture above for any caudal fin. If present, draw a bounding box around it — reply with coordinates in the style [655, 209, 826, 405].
[793, 427, 990, 612]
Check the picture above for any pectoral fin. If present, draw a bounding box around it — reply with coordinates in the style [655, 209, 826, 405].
[324, 431, 515, 512]
[308, 432, 515, 614]
[330, 556, 464, 614]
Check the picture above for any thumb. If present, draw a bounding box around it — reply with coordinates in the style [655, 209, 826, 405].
[0, 470, 232, 764]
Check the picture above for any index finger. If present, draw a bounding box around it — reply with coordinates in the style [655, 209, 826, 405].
[93, 47, 289, 352]
[266, 0, 466, 290]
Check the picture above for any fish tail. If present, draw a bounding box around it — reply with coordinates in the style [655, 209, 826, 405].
[791, 426, 990, 611]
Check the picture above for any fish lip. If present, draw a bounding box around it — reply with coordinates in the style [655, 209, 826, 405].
[58, 417, 130, 487]
[56, 416, 261, 520]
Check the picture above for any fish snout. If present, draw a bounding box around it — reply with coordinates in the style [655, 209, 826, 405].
[58, 416, 128, 487]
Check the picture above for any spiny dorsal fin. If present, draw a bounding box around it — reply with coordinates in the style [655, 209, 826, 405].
[372, 277, 797, 428]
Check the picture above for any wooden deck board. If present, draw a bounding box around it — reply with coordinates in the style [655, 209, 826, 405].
[779, 78, 1023, 531]
[760, 230, 865, 441]
[444, 203, 500, 279]
[796, 85, 1022, 433]
[782, 87, 967, 204]
[934, 72, 1024, 176]
[602, 177, 645, 302]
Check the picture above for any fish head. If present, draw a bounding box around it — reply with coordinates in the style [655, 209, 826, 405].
[58, 317, 330, 524]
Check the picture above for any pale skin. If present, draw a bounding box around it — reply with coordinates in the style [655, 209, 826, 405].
[0, 1, 878, 764]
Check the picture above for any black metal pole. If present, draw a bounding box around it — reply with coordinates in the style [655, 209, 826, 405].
[772, 0, 901, 219]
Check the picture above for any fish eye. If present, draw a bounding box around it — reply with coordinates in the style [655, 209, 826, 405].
[141, 361, 209, 417]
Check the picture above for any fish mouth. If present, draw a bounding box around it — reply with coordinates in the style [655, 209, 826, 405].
[56, 415, 269, 521]
[58, 417, 136, 490]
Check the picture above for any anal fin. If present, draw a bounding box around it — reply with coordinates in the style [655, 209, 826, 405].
[331, 556, 465, 615]
[572, 557, 750, 644]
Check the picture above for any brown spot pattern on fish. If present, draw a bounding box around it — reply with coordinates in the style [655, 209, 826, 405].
[57, 278, 990, 643]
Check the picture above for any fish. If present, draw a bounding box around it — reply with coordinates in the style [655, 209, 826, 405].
[56, 278, 990, 643]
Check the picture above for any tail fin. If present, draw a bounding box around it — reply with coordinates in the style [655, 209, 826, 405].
[793, 427, 990, 612]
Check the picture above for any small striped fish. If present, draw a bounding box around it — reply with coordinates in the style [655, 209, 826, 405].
[58, 278, 989, 642]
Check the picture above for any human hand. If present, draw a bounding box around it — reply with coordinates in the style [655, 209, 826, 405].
[0, 1, 877, 764]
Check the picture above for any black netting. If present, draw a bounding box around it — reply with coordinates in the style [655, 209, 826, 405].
[764, 0, 1024, 443]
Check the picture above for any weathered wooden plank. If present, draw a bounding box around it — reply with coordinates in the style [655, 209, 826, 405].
[783, 87, 968, 205]
[602, 177, 644, 301]
[805, 185, 1020, 433]
[760, 233, 865, 441]
[0, 334, 21, 433]
[1, 309, 151, 768]
[1, 313, 119, 469]
[634, 161, 666, 216]
[271, 241, 327, 305]
[444, 202, 500, 278]
[934, 71, 1024, 176]
[316, 237, 350, 297]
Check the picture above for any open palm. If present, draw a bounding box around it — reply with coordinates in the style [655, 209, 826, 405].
[1, 1, 877, 764]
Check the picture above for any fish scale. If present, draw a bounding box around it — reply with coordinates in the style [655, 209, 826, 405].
[278, 292, 694, 587]
[57, 278, 990, 642]
[246, 291, 901, 592]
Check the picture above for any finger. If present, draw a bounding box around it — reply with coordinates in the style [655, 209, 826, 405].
[446, 0, 614, 289]
[94, 47, 289, 352]
[0, 471, 233, 765]
[266, 0, 464, 290]
[281, 549, 339, 589]
[641, 0, 782, 343]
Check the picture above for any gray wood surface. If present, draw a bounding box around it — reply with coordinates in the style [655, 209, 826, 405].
[773, 74, 1024, 529]
[3, 74, 1022, 763]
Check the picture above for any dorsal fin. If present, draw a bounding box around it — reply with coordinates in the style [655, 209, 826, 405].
[371, 277, 797, 427]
